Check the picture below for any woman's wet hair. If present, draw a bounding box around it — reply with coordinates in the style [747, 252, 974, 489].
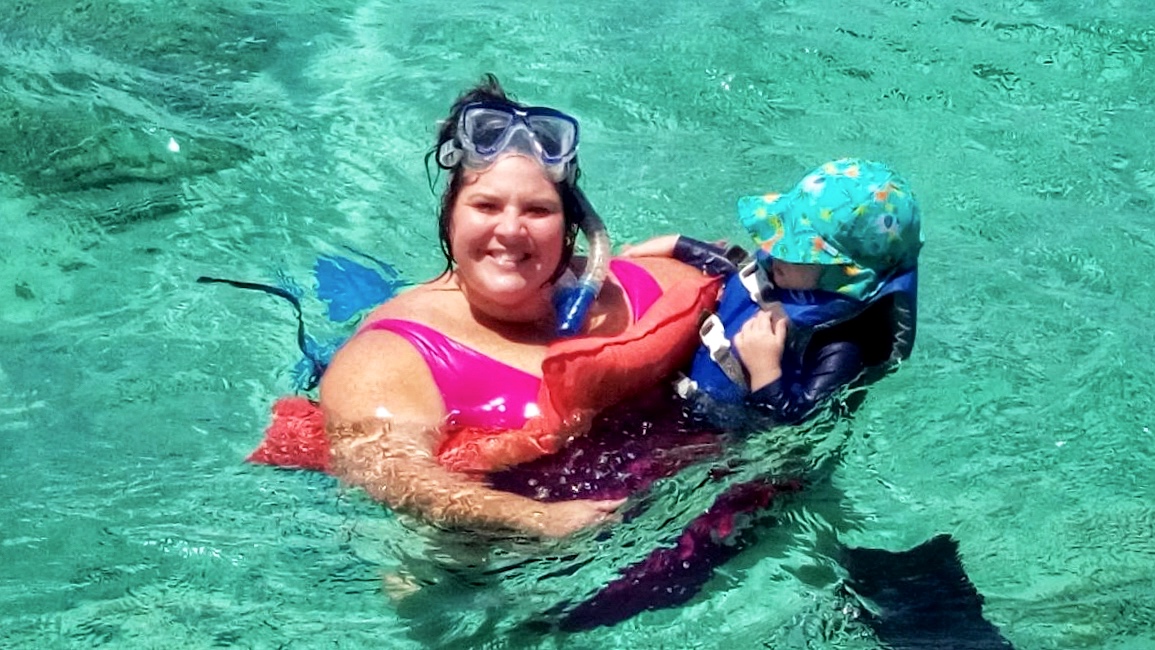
[426, 73, 583, 282]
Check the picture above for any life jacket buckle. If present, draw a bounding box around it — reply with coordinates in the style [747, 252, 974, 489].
[698, 313, 748, 390]
[738, 261, 777, 310]
[674, 375, 697, 399]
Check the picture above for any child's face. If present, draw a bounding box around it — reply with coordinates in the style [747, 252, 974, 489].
[771, 260, 823, 290]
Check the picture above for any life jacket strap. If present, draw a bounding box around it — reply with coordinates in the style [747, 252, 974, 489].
[692, 261, 774, 394]
[698, 313, 748, 390]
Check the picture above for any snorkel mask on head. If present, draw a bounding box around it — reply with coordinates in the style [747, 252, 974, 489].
[437, 101, 610, 337]
[438, 101, 581, 183]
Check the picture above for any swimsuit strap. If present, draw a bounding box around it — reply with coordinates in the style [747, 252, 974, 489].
[358, 319, 541, 428]
[609, 258, 662, 321]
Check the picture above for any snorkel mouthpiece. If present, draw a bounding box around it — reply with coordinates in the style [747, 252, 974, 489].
[555, 278, 601, 337]
[555, 187, 610, 337]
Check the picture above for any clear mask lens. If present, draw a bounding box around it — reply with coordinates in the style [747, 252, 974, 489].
[465, 109, 517, 155]
[525, 114, 576, 162]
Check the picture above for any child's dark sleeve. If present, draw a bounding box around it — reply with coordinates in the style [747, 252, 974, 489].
[744, 341, 866, 425]
[672, 236, 746, 276]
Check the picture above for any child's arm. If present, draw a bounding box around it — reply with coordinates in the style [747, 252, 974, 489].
[621, 235, 742, 276]
[742, 340, 867, 425]
[732, 307, 789, 390]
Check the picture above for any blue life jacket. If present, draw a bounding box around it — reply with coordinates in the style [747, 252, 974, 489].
[686, 263, 918, 404]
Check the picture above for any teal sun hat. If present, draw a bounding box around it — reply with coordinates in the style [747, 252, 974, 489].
[737, 158, 924, 301]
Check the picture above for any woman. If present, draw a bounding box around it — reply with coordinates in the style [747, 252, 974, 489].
[318, 75, 713, 538]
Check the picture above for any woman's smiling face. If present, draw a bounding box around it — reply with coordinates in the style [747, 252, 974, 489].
[449, 154, 566, 320]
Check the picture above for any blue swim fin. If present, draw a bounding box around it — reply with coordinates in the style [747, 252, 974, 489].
[314, 247, 408, 323]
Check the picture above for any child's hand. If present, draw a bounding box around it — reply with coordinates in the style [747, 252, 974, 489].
[619, 234, 680, 258]
[733, 304, 790, 392]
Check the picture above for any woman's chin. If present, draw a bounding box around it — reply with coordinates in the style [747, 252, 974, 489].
[462, 272, 536, 300]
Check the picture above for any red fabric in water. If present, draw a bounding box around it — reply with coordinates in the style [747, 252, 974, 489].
[247, 396, 330, 472]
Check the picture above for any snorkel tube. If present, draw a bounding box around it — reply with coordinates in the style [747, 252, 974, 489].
[555, 186, 610, 337]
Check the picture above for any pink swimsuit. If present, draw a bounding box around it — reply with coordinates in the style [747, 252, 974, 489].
[359, 259, 662, 429]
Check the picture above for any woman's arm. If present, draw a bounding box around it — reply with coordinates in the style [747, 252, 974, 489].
[320, 331, 622, 538]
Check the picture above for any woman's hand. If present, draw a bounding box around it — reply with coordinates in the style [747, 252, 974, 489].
[733, 304, 790, 392]
[529, 498, 626, 538]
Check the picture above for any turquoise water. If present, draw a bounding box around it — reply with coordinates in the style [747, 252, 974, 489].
[2, 0, 1154, 647]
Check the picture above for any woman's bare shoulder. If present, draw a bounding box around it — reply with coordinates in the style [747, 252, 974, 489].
[320, 329, 447, 426]
[358, 275, 458, 327]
